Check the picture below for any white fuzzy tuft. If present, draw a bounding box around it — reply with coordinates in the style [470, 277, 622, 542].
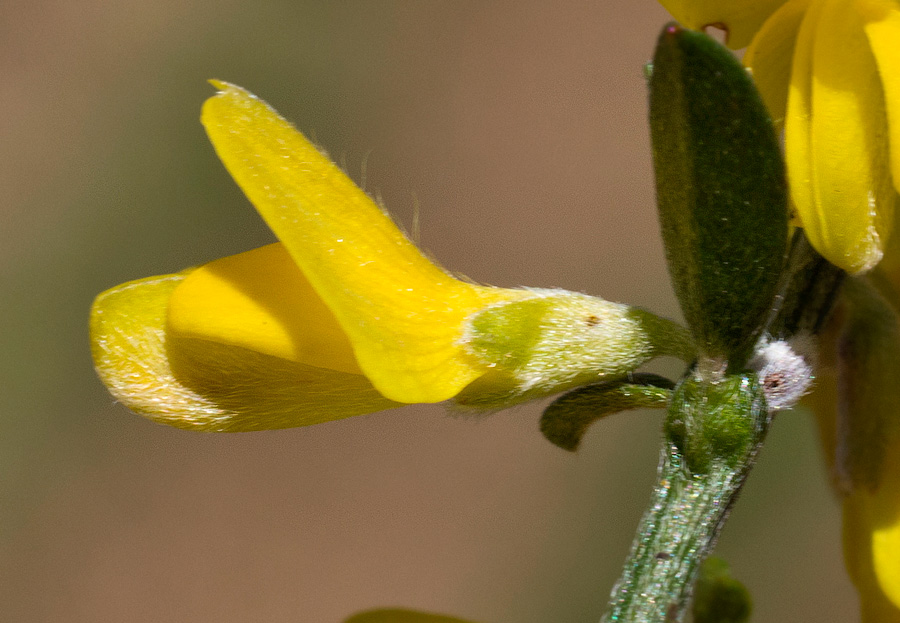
[748, 336, 816, 412]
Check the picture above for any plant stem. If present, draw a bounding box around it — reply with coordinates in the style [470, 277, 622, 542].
[602, 444, 761, 622]
[602, 374, 769, 623]
[601, 233, 843, 623]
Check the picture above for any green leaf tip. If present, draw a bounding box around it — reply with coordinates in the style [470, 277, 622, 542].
[649, 24, 788, 366]
[540, 374, 674, 451]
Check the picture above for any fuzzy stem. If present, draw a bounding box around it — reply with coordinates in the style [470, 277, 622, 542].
[601, 440, 762, 622]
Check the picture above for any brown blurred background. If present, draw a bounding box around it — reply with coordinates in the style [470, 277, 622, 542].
[0, 1, 856, 621]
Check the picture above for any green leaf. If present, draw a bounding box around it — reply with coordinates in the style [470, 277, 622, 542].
[692, 557, 752, 623]
[540, 374, 674, 451]
[343, 609, 476, 623]
[649, 24, 788, 366]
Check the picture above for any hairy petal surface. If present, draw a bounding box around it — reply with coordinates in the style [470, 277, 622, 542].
[201, 81, 529, 404]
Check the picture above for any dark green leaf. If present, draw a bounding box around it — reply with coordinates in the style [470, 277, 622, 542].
[650, 24, 788, 366]
[540, 374, 674, 451]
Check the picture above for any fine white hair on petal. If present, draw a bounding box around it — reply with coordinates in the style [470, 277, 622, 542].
[748, 335, 816, 412]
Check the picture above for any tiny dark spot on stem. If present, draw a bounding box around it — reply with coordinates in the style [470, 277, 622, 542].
[585, 315, 601, 327]
[655, 551, 671, 560]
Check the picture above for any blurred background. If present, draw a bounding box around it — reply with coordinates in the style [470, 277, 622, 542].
[1, 1, 856, 621]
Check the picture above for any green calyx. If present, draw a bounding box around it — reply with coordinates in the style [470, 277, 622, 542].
[457, 289, 694, 409]
[666, 372, 767, 473]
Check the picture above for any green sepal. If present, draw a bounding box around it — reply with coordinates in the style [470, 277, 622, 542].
[835, 277, 900, 492]
[692, 557, 752, 623]
[666, 373, 767, 473]
[540, 374, 674, 451]
[456, 289, 694, 409]
[649, 24, 788, 366]
[344, 609, 475, 623]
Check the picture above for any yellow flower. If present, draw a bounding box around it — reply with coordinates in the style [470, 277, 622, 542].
[811, 278, 900, 622]
[658, 0, 900, 275]
[657, 1, 900, 618]
[90, 82, 693, 432]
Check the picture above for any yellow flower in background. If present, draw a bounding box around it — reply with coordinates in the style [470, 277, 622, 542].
[90, 82, 692, 432]
[659, 0, 900, 275]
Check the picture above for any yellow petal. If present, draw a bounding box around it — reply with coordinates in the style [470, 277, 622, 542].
[200, 81, 528, 404]
[859, 0, 900, 194]
[657, 0, 787, 48]
[90, 269, 401, 432]
[872, 479, 900, 616]
[786, 0, 895, 274]
[844, 448, 900, 621]
[167, 243, 361, 374]
[744, 0, 809, 128]
[828, 279, 900, 619]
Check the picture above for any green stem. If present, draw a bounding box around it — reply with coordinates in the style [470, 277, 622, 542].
[600, 232, 842, 623]
[602, 373, 769, 623]
[602, 446, 758, 622]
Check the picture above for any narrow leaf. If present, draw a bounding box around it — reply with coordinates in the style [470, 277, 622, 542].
[540, 374, 674, 451]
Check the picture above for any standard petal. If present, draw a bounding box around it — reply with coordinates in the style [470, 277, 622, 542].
[744, 0, 809, 127]
[201, 82, 528, 404]
[787, 0, 895, 273]
[657, 0, 787, 48]
[859, 0, 900, 194]
[90, 269, 400, 432]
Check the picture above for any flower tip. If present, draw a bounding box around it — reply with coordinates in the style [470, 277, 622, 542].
[206, 79, 252, 99]
[207, 78, 230, 91]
